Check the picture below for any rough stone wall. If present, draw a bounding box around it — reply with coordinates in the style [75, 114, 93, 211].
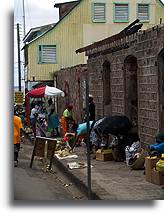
[136, 29, 162, 145]
[87, 57, 104, 119]
[55, 64, 87, 123]
[109, 51, 125, 116]
[87, 25, 164, 145]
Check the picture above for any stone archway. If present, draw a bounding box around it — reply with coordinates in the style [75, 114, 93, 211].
[124, 55, 138, 128]
[102, 60, 112, 117]
[158, 49, 164, 132]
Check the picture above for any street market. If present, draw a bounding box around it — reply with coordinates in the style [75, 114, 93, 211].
[13, 0, 164, 201]
[14, 83, 164, 198]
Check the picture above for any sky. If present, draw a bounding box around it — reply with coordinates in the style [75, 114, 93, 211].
[14, 0, 75, 87]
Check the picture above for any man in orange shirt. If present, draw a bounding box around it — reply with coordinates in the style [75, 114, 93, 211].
[14, 108, 23, 167]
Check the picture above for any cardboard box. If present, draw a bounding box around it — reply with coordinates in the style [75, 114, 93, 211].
[151, 168, 164, 186]
[96, 149, 113, 161]
[145, 156, 160, 183]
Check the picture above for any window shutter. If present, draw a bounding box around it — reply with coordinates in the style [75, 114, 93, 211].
[138, 4, 149, 21]
[115, 4, 129, 21]
[93, 3, 105, 21]
[41, 45, 56, 63]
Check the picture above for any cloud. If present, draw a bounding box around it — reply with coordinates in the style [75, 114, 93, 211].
[14, 0, 59, 33]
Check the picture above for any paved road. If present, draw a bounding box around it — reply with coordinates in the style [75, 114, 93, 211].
[13, 138, 86, 200]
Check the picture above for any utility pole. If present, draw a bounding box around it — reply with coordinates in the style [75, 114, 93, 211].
[22, 0, 27, 90]
[85, 73, 92, 199]
[17, 23, 21, 91]
[22, 0, 26, 37]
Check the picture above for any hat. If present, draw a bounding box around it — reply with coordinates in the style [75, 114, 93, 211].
[89, 94, 93, 98]
[67, 104, 73, 110]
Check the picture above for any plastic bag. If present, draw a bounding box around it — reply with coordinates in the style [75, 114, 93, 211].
[125, 141, 141, 166]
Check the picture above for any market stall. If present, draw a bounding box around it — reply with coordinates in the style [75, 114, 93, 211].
[25, 85, 65, 127]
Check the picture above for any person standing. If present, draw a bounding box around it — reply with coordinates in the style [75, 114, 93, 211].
[30, 103, 38, 136]
[14, 108, 23, 167]
[47, 98, 54, 115]
[48, 108, 60, 136]
[61, 105, 74, 135]
[89, 94, 95, 121]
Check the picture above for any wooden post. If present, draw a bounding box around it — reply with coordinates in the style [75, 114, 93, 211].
[43, 140, 48, 172]
[17, 23, 21, 91]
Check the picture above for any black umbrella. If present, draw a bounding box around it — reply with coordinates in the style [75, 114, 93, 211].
[98, 115, 132, 136]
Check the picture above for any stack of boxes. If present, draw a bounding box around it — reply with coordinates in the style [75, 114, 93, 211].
[96, 149, 113, 161]
[145, 156, 164, 185]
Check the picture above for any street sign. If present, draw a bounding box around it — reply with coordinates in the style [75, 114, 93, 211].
[15, 91, 24, 105]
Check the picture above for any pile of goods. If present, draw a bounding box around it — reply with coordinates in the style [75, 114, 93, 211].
[144, 133, 164, 185]
[145, 154, 164, 185]
[24, 127, 33, 134]
[56, 149, 71, 158]
[125, 141, 146, 170]
[55, 139, 73, 158]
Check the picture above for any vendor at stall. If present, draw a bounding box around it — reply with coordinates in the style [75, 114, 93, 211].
[68, 120, 94, 151]
[61, 104, 74, 135]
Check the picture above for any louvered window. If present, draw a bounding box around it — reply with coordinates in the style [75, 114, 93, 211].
[114, 3, 129, 22]
[138, 4, 149, 21]
[93, 3, 106, 22]
[39, 45, 56, 63]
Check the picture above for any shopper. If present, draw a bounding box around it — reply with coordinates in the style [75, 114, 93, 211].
[48, 108, 60, 136]
[47, 98, 54, 115]
[30, 103, 38, 136]
[14, 108, 23, 167]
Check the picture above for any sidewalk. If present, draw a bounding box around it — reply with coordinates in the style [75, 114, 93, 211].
[52, 145, 164, 200]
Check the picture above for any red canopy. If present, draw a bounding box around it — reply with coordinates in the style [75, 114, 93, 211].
[26, 86, 46, 98]
[25, 86, 46, 125]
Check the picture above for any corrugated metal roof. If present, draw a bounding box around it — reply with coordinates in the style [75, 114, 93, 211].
[23, 23, 56, 43]
[157, 0, 164, 7]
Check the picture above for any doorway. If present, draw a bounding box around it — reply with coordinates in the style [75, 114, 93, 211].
[158, 49, 164, 132]
[102, 60, 112, 117]
[124, 56, 138, 128]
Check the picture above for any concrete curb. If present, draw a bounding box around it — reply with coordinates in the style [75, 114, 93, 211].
[52, 155, 101, 200]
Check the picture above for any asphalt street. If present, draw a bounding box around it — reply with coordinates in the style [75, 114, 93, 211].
[13, 138, 86, 201]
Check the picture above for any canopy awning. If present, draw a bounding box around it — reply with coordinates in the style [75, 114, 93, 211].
[26, 86, 65, 98]
[25, 86, 65, 125]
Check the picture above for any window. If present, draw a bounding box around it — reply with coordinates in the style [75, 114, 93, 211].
[38, 45, 56, 63]
[92, 3, 106, 22]
[137, 4, 149, 22]
[114, 3, 129, 22]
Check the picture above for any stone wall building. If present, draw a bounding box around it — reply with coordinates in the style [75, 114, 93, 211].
[76, 24, 164, 145]
[54, 64, 87, 123]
